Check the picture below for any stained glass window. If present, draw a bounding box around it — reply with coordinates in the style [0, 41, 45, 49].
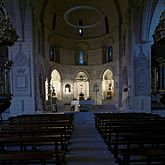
[107, 46, 113, 62]
[77, 50, 87, 65]
[79, 50, 84, 64]
[49, 45, 54, 61]
[75, 48, 87, 65]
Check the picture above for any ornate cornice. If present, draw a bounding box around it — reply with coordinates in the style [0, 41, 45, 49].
[0, 1, 19, 46]
[153, 10, 165, 45]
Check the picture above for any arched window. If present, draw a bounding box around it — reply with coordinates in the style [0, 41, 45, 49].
[75, 42, 88, 65]
[76, 49, 87, 65]
[79, 50, 85, 64]
[49, 45, 54, 61]
[102, 39, 114, 64]
[106, 46, 113, 62]
[49, 44, 60, 63]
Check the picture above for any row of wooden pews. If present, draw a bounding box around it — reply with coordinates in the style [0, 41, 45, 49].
[0, 113, 75, 165]
[94, 112, 165, 165]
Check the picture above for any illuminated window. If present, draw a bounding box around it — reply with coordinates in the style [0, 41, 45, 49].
[79, 50, 84, 64]
[76, 50, 87, 65]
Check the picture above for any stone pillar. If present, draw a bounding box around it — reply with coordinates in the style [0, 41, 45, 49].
[132, 45, 151, 112]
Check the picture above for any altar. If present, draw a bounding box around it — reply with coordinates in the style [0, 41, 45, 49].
[79, 100, 95, 105]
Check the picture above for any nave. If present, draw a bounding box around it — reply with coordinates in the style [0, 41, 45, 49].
[0, 111, 118, 165]
[65, 112, 117, 165]
[1, 111, 165, 165]
[65, 111, 165, 165]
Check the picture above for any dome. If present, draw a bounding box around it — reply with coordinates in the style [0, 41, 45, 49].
[42, 0, 127, 40]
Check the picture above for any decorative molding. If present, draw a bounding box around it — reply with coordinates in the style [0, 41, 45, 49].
[153, 10, 165, 44]
[14, 44, 27, 67]
[12, 45, 32, 96]
[64, 6, 104, 29]
[135, 47, 149, 96]
[0, 1, 19, 46]
[16, 75, 27, 90]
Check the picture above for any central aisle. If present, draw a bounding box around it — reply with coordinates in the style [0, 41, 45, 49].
[65, 112, 118, 165]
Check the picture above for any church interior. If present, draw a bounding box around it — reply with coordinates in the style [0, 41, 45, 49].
[0, 0, 165, 116]
[0, 0, 165, 164]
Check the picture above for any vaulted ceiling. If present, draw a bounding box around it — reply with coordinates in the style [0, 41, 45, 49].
[37, 0, 128, 40]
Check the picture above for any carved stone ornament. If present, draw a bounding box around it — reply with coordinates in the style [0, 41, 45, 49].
[153, 10, 165, 45]
[0, 1, 19, 46]
[135, 47, 148, 96]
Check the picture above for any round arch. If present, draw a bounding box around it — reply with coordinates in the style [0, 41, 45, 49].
[6, 0, 23, 41]
[74, 69, 91, 80]
[74, 42, 89, 65]
[100, 66, 115, 79]
[148, 0, 165, 42]
[73, 70, 90, 100]
[50, 68, 62, 100]
[102, 68, 115, 100]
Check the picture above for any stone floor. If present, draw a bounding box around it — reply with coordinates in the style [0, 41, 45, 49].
[64, 112, 118, 165]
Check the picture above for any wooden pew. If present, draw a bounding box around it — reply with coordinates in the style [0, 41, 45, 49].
[0, 113, 75, 165]
[94, 112, 165, 165]
[94, 112, 160, 138]
[140, 148, 165, 165]
[95, 112, 161, 150]
[0, 135, 67, 165]
[116, 132, 165, 165]
[0, 151, 54, 165]
[94, 112, 160, 130]
[9, 113, 75, 123]
[0, 127, 71, 164]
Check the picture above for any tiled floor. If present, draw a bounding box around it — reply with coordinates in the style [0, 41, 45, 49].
[65, 112, 118, 165]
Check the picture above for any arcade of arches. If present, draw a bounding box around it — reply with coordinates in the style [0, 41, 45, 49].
[0, 0, 165, 117]
[46, 68, 115, 103]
